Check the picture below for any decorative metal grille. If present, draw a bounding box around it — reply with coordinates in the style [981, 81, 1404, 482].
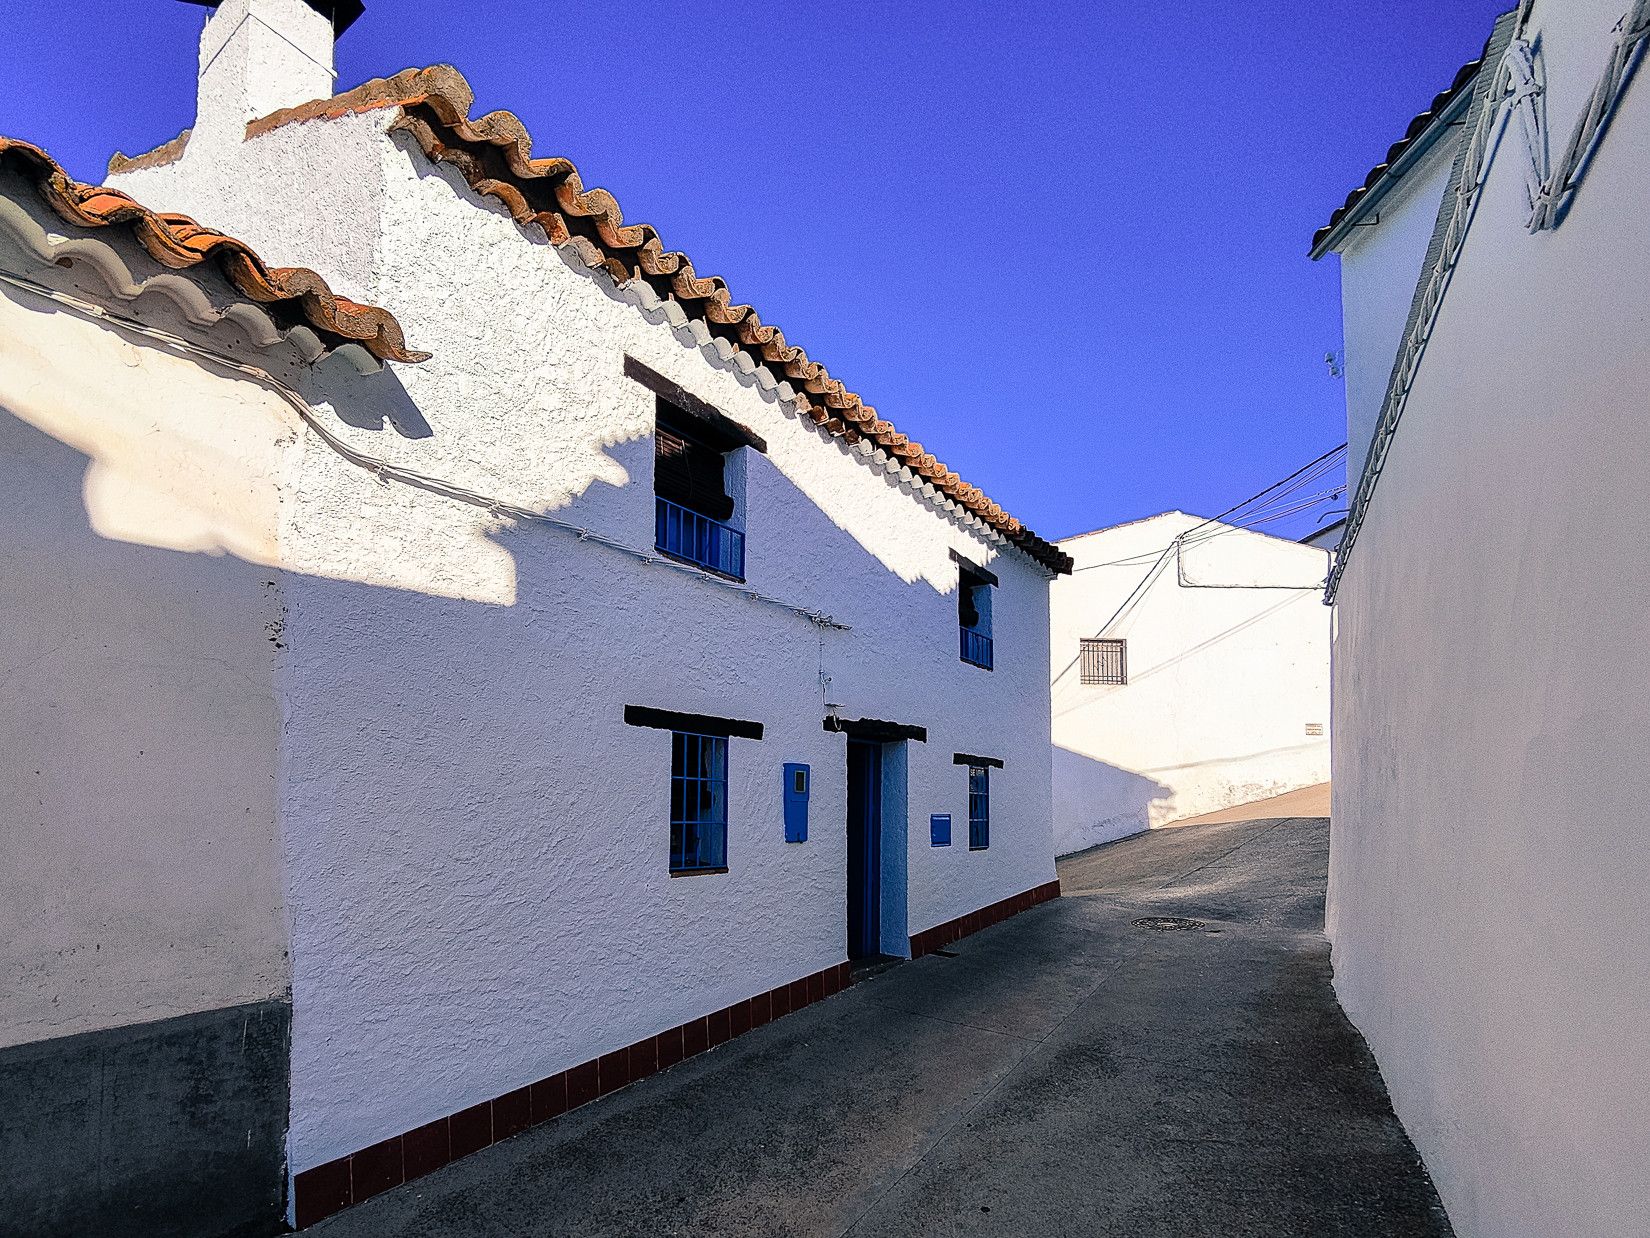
[967, 765, 990, 851]
[670, 731, 728, 873]
[656, 496, 745, 579]
[1080, 638, 1127, 685]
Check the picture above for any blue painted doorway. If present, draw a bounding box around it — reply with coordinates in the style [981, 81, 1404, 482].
[846, 740, 882, 960]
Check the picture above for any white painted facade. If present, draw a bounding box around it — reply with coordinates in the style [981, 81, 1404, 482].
[1320, 3, 1650, 1235]
[1049, 512, 1330, 855]
[63, 0, 1062, 1184]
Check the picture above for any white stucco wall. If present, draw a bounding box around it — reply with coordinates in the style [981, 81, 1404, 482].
[0, 190, 301, 1047]
[1327, 3, 1650, 1235]
[113, 76, 1058, 1173]
[1335, 134, 1459, 477]
[1050, 512, 1330, 855]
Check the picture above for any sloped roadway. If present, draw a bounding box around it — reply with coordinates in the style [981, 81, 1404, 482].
[307, 817, 1452, 1237]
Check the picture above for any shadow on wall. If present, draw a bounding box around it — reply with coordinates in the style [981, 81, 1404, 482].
[0, 308, 1036, 1231]
[1052, 744, 1171, 856]
[0, 409, 295, 1238]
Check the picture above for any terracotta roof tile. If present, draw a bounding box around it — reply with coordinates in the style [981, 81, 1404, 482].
[1, 136, 426, 364]
[1310, 51, 1486, 255]
[108, 128, 191, 175]
[249, 65, 1071, 573]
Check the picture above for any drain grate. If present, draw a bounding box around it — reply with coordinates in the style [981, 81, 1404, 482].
[1131, 916, 1207, 931]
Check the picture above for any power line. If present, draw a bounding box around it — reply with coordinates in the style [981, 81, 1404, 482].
[1052, 446, 1349, 683]
[1069, 482, 1347, 572]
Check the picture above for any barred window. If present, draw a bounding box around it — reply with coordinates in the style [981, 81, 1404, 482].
[670, 731, 728, 874]
[1080, 638, 1127, 685]
[967, 765, 990, 851]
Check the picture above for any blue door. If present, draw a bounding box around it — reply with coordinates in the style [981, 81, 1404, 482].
[846, 740, 882, 960]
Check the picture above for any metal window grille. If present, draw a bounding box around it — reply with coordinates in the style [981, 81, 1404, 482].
[960, 625, 994, 669]
[656, 495, 745, 580]
[1080, 638, 1126, 685]
[670, 731, 728, 873]
[967, 765, 990, 851]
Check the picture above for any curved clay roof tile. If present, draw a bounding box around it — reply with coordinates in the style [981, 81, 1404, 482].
[243, 64, 1070, 571]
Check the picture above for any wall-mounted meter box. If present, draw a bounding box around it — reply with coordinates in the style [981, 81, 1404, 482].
[930, 814, 952, 847]
[783, 763, 810, 843]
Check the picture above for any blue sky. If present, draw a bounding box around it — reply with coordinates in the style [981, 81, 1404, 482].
[4, 0, 1509, 542]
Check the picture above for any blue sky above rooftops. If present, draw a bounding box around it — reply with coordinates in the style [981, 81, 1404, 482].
[4, 0, 1510, 543]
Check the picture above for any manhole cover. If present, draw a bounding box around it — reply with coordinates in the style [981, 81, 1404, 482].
[1131, 916, 1207, 931]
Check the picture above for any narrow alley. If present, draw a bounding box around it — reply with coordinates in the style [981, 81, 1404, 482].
[307, 816, 1450, 1237]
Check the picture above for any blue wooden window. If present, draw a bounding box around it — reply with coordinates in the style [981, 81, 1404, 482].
[656, 496, 746, 580]
[967, 765, 990, 850]
[671, 731, 728, 873]
[958, 567, 993, 670]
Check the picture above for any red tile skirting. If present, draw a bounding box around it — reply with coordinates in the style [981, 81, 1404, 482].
[292, 957, 853, 1228]
[908, 878, 1061, 959]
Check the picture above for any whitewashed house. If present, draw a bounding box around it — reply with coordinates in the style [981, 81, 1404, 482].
[1313, 3, 1650, 1236]
[0, 1, 1069, 1231]
[1049, 511, 1330, 854]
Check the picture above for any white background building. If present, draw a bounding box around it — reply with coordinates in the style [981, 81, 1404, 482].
[1316, 3, 1650, 1235]
[1049, 511, 1330, 855]
[2, 0, 1067, 1230]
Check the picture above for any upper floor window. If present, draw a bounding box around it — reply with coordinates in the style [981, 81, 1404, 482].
[627, 356, 766, 583]
[953, 551, 996, 670]
[655, 408, 745, 580]
[1080, 638, 1127, 685]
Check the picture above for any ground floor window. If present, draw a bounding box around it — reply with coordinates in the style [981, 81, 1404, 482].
[671, 731, 728, 873]
[967, 764, 990, 850]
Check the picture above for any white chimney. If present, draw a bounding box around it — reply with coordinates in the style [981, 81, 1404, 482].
[192, 0, 341, 142]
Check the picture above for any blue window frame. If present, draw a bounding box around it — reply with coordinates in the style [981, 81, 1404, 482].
[958, 567, 994, 670]
[670, 731, 728, 873]
[967, 764, 990, 850]
[656, 496, 746, 580]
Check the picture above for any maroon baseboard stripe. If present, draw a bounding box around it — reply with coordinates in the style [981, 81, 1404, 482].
[909, 878, 1061, 959]
[292, 958, 853, 1228]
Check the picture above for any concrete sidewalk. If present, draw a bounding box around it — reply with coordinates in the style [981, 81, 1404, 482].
[306, 817, 1450, 1237]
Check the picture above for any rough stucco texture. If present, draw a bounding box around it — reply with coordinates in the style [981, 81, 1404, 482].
[1329, 4, 1650, 1235]
[112, 105, 1058, 1173]
[1050, 512, 1330, 855]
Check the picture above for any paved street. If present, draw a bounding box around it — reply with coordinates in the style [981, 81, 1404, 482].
[308, 817, 1451, 1237]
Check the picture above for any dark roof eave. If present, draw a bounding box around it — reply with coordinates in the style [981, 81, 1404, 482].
[1309, 47, 1489, 259]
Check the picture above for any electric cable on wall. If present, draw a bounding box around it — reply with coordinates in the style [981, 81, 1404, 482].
[0, 270, 850, 633]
